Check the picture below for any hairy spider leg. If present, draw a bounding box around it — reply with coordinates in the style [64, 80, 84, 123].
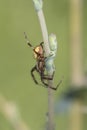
[40, 42, 44, 46]
[40, 72, 63, 90]
[54, 78, 63, 90]
[30, 62, 53, 88]
[31, 65, 48, 87]
[31, 65, 39, 85]
[41, 71, 55, 80]
[40, 71, 55, 89]
[51, 77, 64, 90]
[40, 76, 56, 90]
[31, 63, 63, 90]
[24, 32, 34, 49]
[31, 65, 47, 86]
[41, 78, 63, 90]
[41, 77, 49, 88]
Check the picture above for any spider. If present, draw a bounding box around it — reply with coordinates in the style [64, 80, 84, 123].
[24, 32, 62, 90]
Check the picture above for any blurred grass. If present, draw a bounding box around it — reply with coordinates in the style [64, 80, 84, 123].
[0, 113, 13, 130]
[0, 0, 87, 130]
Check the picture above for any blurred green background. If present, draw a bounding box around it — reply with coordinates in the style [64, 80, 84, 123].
[0, 0, 87, 130]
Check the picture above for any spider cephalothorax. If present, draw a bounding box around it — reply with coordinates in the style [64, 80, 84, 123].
[24, 32, 63, 90]
[34, 45, 43, 58]
[33, 43, 45, 73]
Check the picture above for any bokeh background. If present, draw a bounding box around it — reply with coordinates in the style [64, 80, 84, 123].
[0, 0, 87, 130]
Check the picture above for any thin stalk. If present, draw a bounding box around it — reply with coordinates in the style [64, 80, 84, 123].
[37, 10, 50, 56]
[32, 1, 55, 130]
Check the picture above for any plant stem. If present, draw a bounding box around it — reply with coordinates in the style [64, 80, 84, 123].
[32, 1, 55, 130]
[37, 10, 50, 56]
[37, 9, 55, 130]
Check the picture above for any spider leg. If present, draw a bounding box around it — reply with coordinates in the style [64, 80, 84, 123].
[40, 76, 57, 90]
[40, 42, 44, 46]
[41, 72, 63, 91]
[31, 66, 39, 85]
[24, 32, 34, 49]
[41, 75, 53, 80]
[41, 78, 63, 91]
[41, 71, 55, 80]
[50, 77, 63, 90]
[41, 77, 48, 88]
[40, 72, 54, 88]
